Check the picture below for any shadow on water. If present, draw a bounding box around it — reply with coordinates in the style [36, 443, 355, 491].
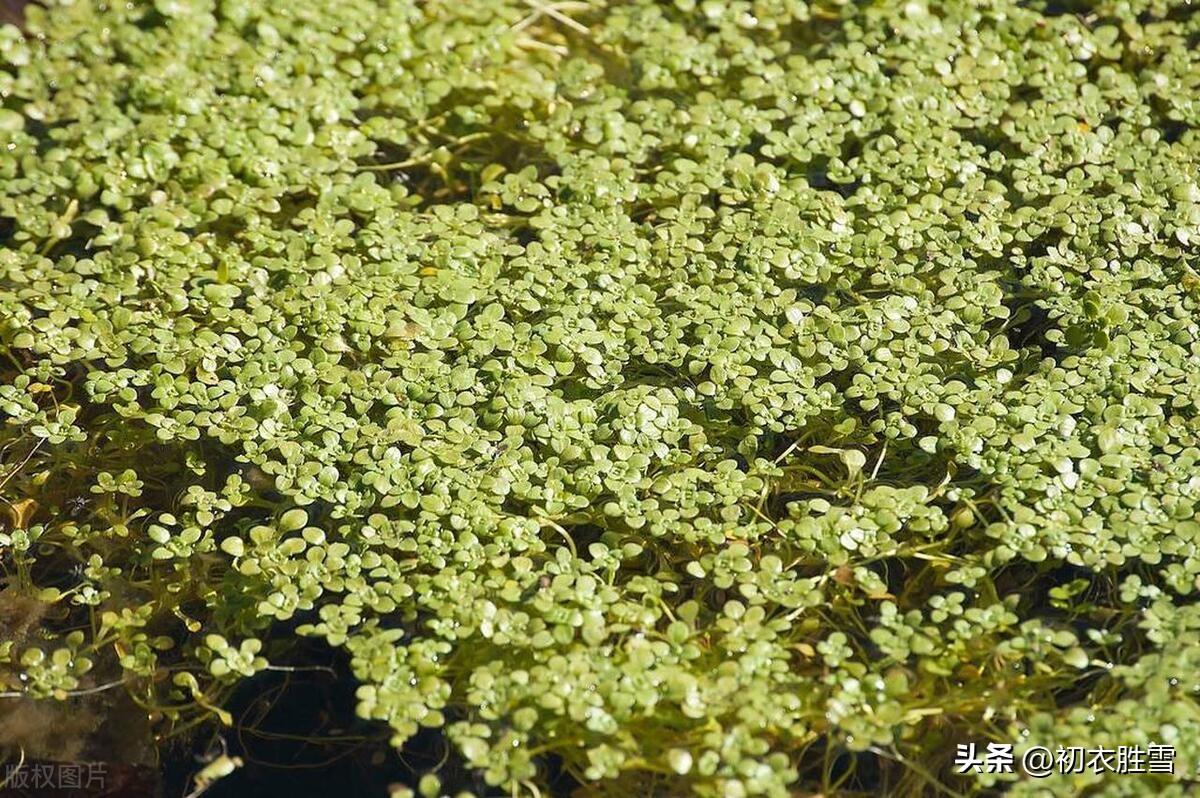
[162, 640, 415, 798]
[160, 636, 584, 798]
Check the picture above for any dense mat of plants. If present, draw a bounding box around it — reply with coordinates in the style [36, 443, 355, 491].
[2, 0, 1200, 794]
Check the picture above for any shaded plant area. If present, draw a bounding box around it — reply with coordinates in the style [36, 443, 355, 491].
[2, 0, 1200, 797]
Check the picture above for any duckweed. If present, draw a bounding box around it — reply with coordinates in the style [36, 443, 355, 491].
[1, 0, 1199, 795]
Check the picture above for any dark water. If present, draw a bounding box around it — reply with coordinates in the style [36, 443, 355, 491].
[163, 644, 414, 798]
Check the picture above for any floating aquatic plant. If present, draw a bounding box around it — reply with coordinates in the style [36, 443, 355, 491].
[1, 0, 1199, 795]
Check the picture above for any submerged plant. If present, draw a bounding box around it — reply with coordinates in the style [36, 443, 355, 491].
[1, 0, 1199, 794]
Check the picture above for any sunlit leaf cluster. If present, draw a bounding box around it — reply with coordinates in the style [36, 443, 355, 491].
[2, 0, 1199, 794]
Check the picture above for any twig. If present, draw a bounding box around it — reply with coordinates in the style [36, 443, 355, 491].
[0, 747, 25, 791]
[357, 131, 495, 172]
[869, 745, 967, 798]
[525, 0, 590, 35]
[538, 516, 578, 558]
[0, 439, 43, 493]
[0, 677, 127, 699]
[510, 0, 592, 34]
[262, 664, 338, 677]
[515, 36, 569, 56]
[869, 440, 887, 481]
